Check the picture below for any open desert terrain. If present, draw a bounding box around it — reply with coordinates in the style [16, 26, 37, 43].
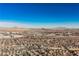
[0, 28, 79, 56]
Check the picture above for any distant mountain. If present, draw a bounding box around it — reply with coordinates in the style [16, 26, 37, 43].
[52, 27, 68, 29]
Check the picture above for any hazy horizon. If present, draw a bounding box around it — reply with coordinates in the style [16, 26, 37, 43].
[0, 21, 79, 29]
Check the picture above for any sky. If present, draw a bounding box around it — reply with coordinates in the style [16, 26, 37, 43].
[0, 3, 79, 28]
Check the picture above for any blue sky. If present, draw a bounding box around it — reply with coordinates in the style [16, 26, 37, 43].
[0, 3, 79, 28]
